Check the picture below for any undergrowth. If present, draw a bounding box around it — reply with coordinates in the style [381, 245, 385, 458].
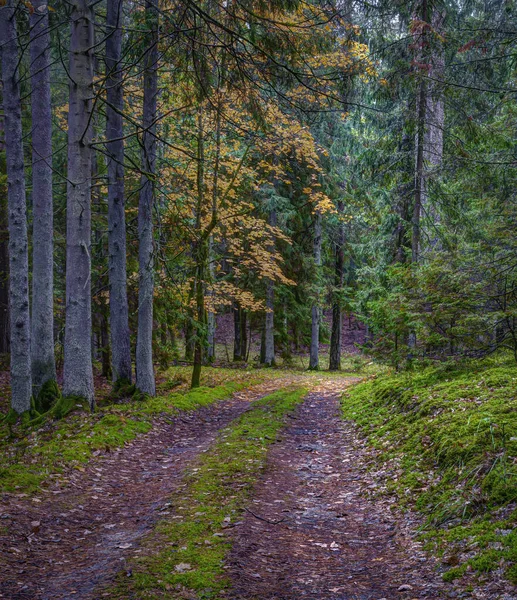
[341, 353, 517, 586]
[0, 366, 280, 495]
[111, 387, 307, 600]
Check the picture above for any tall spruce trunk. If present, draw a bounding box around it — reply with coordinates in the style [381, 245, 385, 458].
[30, 0, 56, 396]
[309, 211, 322, 370]
[63, 0, 95, 406]
[412, 0, 445, 261]
[136, 0, 158, 396]
[191, 108, 206, 389]
[0, 1, 33, 412]
[422, 8, 445, 250]
[329, 201, 345, 371]
[263, 210, 276, 367]
[412, 74, 426, 264]
[106, 0, 132, 384]
[205, 101, 221, 366]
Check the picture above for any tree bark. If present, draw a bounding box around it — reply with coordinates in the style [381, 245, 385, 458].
[0, 115, 9, 355]
[233, 301, 242, 360]
[411, 0, 445, 261]
[136, 0, 158, 396]
[263, 210, 276, 367]
[106, 0, 132, 384]
[329, 201, 345, 371]
[206, 236, 215, 362]
[191, 107, 207, 389]
[421, 8, 445, 250]
[0, 0, 33, 412]
[63, 0, 95, 406]
[30, 0, 56, 396]
[309, 210, 322, 370]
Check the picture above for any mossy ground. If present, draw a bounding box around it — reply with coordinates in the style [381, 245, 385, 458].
[341, 353, 517, 585]
[110, 387, 307, 600]
[0, 366, 287, 495]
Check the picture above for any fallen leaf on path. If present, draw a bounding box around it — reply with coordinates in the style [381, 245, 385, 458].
[30, 521, 41, 533]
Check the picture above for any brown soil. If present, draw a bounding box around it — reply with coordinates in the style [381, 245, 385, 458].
[0, 379, 290, 600]
[227, 380, 449, 600]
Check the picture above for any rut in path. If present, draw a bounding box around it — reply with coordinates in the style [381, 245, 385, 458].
[227, 380, 448, 600]
[0, 379, 295, 600]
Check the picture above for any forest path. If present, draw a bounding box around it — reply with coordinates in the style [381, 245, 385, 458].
[227, 380, 448, 600]
[0, 377, 302, 600]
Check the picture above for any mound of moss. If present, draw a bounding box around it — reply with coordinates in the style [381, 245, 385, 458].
[342, 356, 517, 585]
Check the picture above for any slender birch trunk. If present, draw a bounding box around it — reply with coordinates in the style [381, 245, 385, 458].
[233, 302, 242, 360]
[106, 0, 132, 384]
[309, 210, 322, 370]
[206, 235, 215, 362]
[0, 116, 9, 355]
[63, 0, 95, 406]
[329, 201, 345, 371]
[30, 0, 56, 397]
[0, 0, 32, 413]
[136, 0, 158, 395]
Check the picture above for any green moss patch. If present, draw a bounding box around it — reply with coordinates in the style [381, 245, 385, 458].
[111, 387, 307, 599]
[341, 355, 517, 586]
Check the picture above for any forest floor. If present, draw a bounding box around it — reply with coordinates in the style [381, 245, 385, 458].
[1, 361, 516, 599]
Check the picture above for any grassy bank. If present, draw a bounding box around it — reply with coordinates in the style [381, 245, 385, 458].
[111, 387, 307, 599]
[341, 355, 517, 586]
[0, 367, 282, 495]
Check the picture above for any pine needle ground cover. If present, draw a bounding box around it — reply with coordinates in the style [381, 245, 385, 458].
[341, 356, 517, 586]
[111, 388, 306, 599]
[0, 367, 283, 495]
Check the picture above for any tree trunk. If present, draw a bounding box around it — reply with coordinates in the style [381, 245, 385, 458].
[0, 1, 32, 412]
[262, 210, 276, 367]
[206, 236, 215, 362]
[329, 201, 345, 371]
[422, 8, 445, 250]
[0, 124, 9, 355]
[63, 0, 95, 406]
[100, 305, 111, 378]
[29, 0, 56, 396]
[191, 242, 207, 388]
[411, 0, 445, 261]
[106, 0, 132, 384]
[412, 73, 426, 264]
[233, 302, 242, 360]
[309, 211, 322, 370]
[191, 107, 207, 389]
[136, 0, 158, 396]
[240, 309, 247, 361]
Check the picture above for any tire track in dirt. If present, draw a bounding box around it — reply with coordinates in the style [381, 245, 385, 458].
[0, 378, 301, 600]
[227, 380, 449, 600]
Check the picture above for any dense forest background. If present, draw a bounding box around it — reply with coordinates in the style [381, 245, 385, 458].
[1, 0, 517, 413]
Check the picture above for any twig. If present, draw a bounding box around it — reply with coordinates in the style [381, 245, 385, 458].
[244, 507, 286, 525]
